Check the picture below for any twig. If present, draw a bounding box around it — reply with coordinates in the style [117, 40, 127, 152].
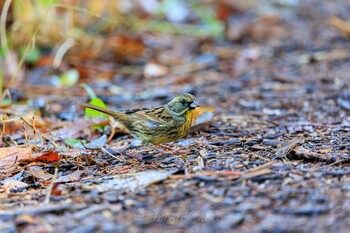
[330, 16, 350, 37]
[106, 125, 116, 143]
[293, 146, 335, 163]
[100, 147, 125, 162]
[0, 114, 6, 138]
[44, 167, 58, 204]
[243, 161, 277, 174]
[21, 117, 59, 148]
[13, 155, 18, 166]
[53, 38, 75, 68]
[237, 161, 278, 181]
[265, 119, 282, 126]
[22, 122, 30, 147]
[329, 158, 350, 167]
[169, 170, 241, 179]
[171, 161, 278, 180]
[32, 117, 38, 151]
[0, 0, 11, 55]
[0, 109, 21, 114]
[249, 152, 270, 162]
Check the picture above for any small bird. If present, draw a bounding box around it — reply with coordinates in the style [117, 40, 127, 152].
[80, 93, 200, 145]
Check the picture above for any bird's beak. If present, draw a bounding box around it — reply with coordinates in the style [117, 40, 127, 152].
[190, 100, 200, 109]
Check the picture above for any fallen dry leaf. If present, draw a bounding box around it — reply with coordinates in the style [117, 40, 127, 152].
[191, 106, 215, 126]
[190, 106, 215, 133]
[27, 166, 54, 181]
[2, 179, 29, 192]
[0, 147, 32, 166]
[55, 170, 83, 183]
[89, 170, 177, 192]
[33, 150, 61, 163]
[103, 35, 145, 61]
[0, 147, 60, 168]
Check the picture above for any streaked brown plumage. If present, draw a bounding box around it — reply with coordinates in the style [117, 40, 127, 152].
[80, 93, 200, 145]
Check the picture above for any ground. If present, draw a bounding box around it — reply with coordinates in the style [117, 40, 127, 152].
[1, 1, 350, 232]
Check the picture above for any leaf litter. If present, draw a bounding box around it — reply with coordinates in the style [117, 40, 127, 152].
[1, 1, 350, 232]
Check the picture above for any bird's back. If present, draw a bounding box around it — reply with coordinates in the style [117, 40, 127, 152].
[80, 100, 194, 145]
[124, 105, 186, 144]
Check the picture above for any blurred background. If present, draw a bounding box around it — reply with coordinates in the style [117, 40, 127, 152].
[0, 0, 349, 108]
[2, 1, 350, 232]
[2, 0, 340, 106]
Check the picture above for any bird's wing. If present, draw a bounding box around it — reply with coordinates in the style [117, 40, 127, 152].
[125, 106, 172, 126]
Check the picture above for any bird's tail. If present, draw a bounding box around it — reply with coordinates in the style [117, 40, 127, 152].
[80, 103, 125, 119]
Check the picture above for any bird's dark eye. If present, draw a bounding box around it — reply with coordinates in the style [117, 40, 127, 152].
[180, 99, 186, 105]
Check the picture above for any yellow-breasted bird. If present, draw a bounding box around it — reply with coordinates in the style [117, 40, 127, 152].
[80, 93, 200, 145]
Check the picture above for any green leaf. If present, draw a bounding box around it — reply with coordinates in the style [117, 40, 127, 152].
[64, 138, 86, 149]
[189, 2, 224, 39]
[19, 46, 41, 64]
[39, 0, 58, 7]
[0, 47, 5, 58]
[1, 98, 11, 106]
[85, 97, 109, 119]
[0, 70, 2, 97]
[85, 134, 107, 149]
[59, 69, 79, 87]
[80, 83, 108, 126]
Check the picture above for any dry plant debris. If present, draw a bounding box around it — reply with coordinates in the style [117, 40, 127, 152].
[1, 0, 350, 232]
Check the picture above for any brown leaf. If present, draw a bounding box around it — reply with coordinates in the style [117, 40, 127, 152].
[56, 170, 82, 183]
[191, 106, 215, 126]
[18, 150, 61, 164]
[2, 179, 28, 192]
[26, 166, 54, 180]
[0, 147, 32, 166]
[103, 35, 145, 61]
[35, 56, 54, 67]
[34, 150, 61, 163]
[216, 2, 235, 21]
[189, 106, 215, 133]
[246, 15, 286, 41]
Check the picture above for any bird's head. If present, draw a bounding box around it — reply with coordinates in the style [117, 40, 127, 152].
[166, 93, 200, 116]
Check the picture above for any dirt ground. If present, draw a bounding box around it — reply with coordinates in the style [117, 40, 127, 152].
[1, 1, 350, 232]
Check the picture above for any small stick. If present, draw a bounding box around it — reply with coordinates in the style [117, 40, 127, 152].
[44, 167, 58, 204]
[13, 155, 18, 166]
[100, 147, 125, 162]
[1, 114, 6, 138]
[244, 160, 277, 174]
[53, 38, 75, 69]
[249, 152, 270, 162]
[32, 117, 38, 152]
[330, 158, 350, 166]
[106, 125, 116, 143]
[22, 122, 30, 147]
[32, 116, 44, 145]
[169, 170, 242, 179]
[21, 117, 58, 148]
